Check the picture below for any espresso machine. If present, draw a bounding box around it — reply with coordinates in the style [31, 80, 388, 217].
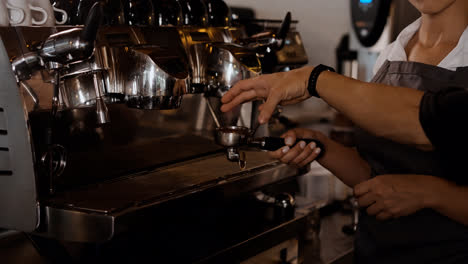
[349, 0, 420, 81]
[0, 1, 313, 263]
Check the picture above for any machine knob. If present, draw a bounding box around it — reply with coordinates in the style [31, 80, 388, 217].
[274, 193, 296, 221]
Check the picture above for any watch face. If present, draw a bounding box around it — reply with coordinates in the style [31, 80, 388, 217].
[351, 0, 391, 47]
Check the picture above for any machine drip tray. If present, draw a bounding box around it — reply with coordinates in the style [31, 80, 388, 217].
[44, 133, 225, 192]
[38, 151, 299, 243]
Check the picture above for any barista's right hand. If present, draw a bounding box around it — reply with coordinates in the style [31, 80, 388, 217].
[269, 128, 326, 168]
[220, 66, 314, 124]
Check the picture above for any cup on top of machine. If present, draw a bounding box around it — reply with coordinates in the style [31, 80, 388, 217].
[6, 0, 49, 26]
[0, 1, 17, 26]
[29, 0, 68, 26]
[50, 0, 77, 25]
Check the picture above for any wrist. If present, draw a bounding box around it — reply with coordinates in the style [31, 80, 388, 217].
[307, 64, 336, 98]
[301, 66, 315, 97]
[421, 176, 452, 209]
[316, 70, 333, 98]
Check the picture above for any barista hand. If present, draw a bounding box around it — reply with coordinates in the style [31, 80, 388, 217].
[220, 67, 313, 124]
[354, 174, 444, 220]
[269, 128, 325, 168]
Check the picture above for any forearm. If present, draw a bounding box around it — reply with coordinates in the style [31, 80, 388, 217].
[425, 178, 468, 226]
[318, 137, 371, 187]
[316, 71, 432, 150]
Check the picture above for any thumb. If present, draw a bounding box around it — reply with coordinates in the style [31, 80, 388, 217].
[281, 129, 298, 146]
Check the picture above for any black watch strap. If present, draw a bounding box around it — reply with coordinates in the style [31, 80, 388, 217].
[307, 64, 335, 98]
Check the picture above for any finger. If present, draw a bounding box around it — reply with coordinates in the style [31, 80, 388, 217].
[376, 211, 393, 221]
[220, 89, 258, 113]
[354, 181, 372, 197]
[390, 209, 403, 219]
[297, 145, 321, 167]
[279, 142, 305, 164]
[221, 78, 259, 104]
[392, 210, 404, 219]
[258, 103, 264, 111]
[222, 76, 269, 104]
[357, 193, 376, 207]
[290, 141, 315, 166]
[281, 130, 298, 146]
[258, 90, 282, 124]
[268, 146, 290, 160]
[366, 201, 385, 215]
[282, 128, 312, 139]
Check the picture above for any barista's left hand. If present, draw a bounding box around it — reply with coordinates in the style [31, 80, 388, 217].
[354, 174, 443, 220]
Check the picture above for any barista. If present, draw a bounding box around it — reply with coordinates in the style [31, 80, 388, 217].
[221, 0, 468, 263]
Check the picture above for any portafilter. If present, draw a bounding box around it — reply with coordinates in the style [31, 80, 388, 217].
[215, 125, 325, 167]
[59, 59, 110, 124]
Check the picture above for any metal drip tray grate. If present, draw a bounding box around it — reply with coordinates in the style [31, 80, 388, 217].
[38, 151, 298, 242]
[44, 132, 225, 191]
[45, 151, 287, 214]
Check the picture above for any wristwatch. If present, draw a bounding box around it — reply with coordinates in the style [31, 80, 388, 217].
[307, 64, 336, 98]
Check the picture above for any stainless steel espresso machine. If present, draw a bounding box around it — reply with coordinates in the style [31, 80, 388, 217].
[0, 1, 312, 263]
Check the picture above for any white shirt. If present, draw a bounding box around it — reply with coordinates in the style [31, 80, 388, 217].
[373, 18, 468, 74]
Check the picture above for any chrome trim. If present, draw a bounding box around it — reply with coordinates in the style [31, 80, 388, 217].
[36, 206, 115, 243]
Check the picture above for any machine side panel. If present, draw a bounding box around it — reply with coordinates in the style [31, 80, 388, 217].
[0, 36, 38, 232]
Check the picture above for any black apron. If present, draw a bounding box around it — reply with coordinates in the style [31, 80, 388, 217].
[354, 60, 468, 264]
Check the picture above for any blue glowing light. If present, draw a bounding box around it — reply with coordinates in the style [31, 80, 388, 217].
[360, 0, 373, 3]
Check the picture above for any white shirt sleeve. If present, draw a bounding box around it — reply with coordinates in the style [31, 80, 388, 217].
[372, 42, 395, 75]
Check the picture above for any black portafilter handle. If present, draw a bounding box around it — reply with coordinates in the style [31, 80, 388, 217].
[253, 137, 325, 159]
[80, 1, 105, 43]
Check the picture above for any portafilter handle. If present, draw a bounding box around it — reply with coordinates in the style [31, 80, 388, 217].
[250, 137, 325, 158]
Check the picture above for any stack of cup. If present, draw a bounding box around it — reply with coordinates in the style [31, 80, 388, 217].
[0, 0, 68, 26]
